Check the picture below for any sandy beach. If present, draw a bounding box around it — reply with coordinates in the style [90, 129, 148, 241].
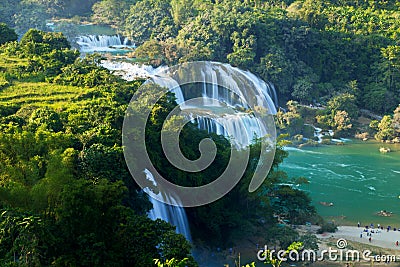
[318, 226, 400, 250]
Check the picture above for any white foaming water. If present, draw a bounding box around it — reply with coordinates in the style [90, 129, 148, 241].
[101, 61, 157, 79]
[192, 114, 267, 148]
[144, 169, 192, 242]
[76, 35, 135, 52]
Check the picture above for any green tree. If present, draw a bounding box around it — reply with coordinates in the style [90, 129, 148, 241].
[133, 39, 165, 66]
[327, 93, 359, 121]
[20, 29, 70, 56]
[170, 0, 196, 26]
[0, 210, 52, 266]
[258, 46, 294, 94]
[227, 30, 257, 68]
[13, 1, 49, 36]
[334, 110, 352, 133]
[392, 105, 400, 138]
[92, 0, 135, 27]
[375, 115, 394, 141]
[0, 23, 17, 45]
[291, 78, 314, 103]
[27, 107, 63, 132]
[124, 0, 174, 44]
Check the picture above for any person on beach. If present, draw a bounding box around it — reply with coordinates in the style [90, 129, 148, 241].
[360, 233, 362, 238]
[369, 237, 372, 242]
[358, 222, 360, 227]
[396, 241, 399, 246]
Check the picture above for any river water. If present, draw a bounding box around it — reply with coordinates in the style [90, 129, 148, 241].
[280, 141, 400, 227]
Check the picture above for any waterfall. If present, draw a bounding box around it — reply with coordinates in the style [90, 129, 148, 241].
[144, 169, 192, 242]
[307, 124, 335, 143]
[150, 62, 278, 147]
[314, 126, 323, 143]
[76, 34, 135, 52]
[110, 62, 278, 242]
[188, 114, 267, 148]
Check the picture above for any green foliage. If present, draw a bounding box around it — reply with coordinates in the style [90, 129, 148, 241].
[52, 54, 121, 87]
[299, 234, 319, 251]
[0, 73, 10, 90]
[21, 29, 70, 53]
[5, 29, 80, 77]
[0, 23, 17, 45]
[375, 115, 395, 141]
[133, 39, 165, 66]
[170, 0, 196, 26]
[263, 241, 303, 267]
[12, 1, 50, 36]
[0, 44, 199, 265]
[317, 221, 338, 234]
[393, 105, 400, 138]
[327, 93, 358, 120]
[92, 0, 135, 27]
[0, 209, 51, 266]
[124, 0, 175, 44]
[27, 107, 63, 132]
[270, 185, 316, 224]
[292, 78, 315, 104]
[155, 258, 189, 267]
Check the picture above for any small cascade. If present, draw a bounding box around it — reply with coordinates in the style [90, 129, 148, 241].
[144, 169, 192, 242]
[76, 34, 135, 52]
[314, 126, 323, 143]
[308, 125, 335, 143]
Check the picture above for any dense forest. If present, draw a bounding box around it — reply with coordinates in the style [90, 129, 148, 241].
[0, 0, 399, 266]
[1, 0, 399, 139]
[0, 27, 318, 266]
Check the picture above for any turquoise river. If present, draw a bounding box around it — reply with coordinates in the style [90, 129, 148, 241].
[280, 141, 400, 227]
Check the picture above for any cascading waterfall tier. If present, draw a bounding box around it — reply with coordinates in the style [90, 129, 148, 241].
[144, 169, 192, 242]
[76, 34, 135, 52]
[149, 62, 278, 148]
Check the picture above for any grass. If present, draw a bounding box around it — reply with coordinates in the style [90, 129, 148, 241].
[0, 52, 103, 110]
[0, 81, 100, 110]
[0, 52, 114, 114]
[0, 55, 28, 70]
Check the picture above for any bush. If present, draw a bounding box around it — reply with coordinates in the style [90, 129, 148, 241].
[317, 222, 337, 234]
[0, 73, 9, 89]
[0, 23, 17, 45]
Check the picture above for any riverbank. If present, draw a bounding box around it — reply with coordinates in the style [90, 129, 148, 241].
[318, 226, 400, 250]
[289, 225, 400, 267]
